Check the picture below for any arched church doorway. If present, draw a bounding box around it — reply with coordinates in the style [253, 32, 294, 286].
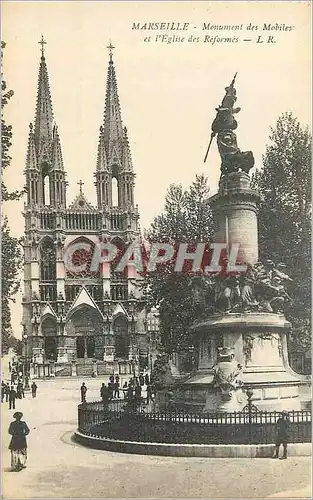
[42, 317, 57, 361]
[113, 316, 129, 358]
[69, 307, 100, 359]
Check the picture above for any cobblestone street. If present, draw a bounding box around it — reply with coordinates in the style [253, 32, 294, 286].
[1, 374, 311, 499]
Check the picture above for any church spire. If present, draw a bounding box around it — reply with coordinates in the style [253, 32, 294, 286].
[95, 44, 137, 210]
[25, 37, 67, 208]
[34, 36, 54, 152]
[102, 42, 124, 165]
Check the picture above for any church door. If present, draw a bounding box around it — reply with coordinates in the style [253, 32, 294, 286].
[114, 316, 129, 359]
[76, 337, 85, 358]
[86, 337, 95, 358]
[44, 337, 57, 361]
[69, 307, 101, 359]
[42, 317, 57, 361]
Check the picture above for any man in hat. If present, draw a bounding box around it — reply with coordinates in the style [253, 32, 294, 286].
[273, 411, 289, 459]
[8, 411, 30, 471]
[9, 386, 17, 410]
[80, 382, 87, 403]
[31, 381, 37, 398]
[100, 383, 109, 405]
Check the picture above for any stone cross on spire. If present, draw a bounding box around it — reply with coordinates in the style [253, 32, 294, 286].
[77, 179, 84, 193]
[107, 41, 115, 63]
[39, 35, 47, 56]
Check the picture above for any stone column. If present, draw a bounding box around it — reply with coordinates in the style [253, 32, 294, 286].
[210, 172, 260, 266]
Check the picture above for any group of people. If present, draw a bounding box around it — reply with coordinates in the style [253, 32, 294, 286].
[122, 373, 155, 405]
[79, 372, 156, 406]
[1, 380, 38, 409]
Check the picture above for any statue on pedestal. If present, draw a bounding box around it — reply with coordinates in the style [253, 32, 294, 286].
[204, 73, 255, 177]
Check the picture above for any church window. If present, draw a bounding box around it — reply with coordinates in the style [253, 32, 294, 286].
[40, 239, 56, 281]
[112, 177, 118, 206]
[43, 174, 50, 206]
[66, 238, 100, 278]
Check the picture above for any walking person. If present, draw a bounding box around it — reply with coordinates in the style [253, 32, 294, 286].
[144, 373, 150, 386]
[31, 382, 37, 398]
[272, 411, 289, 459]
[134, 384, 142, 404]
[139, 372, 145, 386]
[80, 382, 87, 403]
[108, 381, 114, 400]
[16, 381, 24, 399]
[100, 383, 109, 404]
[146, 383, 153, 404]
[114, 376, 120, 398]
[9, 386, 17, 410]
[8, 412, 30, 472]
[5, 383, 10, 402]
[1, 381, 6, 402]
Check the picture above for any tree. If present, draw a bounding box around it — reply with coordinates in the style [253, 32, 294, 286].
[143, 174, 214, 353]
[251, 112, 311, 353]
[1, 41, 24, 354]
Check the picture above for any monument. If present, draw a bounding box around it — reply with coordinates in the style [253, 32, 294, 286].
[173, 75, 301, 412]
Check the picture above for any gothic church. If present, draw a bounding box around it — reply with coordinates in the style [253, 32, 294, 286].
[22, 40, 150, 377]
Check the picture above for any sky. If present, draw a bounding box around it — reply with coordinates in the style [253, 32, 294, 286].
[2, 1, 312, 338]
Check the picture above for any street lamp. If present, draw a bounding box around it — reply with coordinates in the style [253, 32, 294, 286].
[23, 333, 30, 390]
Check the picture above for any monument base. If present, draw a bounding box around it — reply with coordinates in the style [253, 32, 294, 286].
[173, 313, 301, 412]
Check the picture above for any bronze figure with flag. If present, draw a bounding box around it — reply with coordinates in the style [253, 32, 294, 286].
[204, 73, 254, 177]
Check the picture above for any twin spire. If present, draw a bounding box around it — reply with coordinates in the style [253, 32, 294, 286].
[26, 37, 133, 177]
[97, 41, 133, 173]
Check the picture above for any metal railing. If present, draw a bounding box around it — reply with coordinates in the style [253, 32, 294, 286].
[77, 400, 311, 445]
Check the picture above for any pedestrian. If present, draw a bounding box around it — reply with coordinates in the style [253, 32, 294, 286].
[80, 382, 87, 403]
[11, 370, 17, 385]
[272, 410, 289, 459]
[100, 383, 109, 404]
[146, 383, 153, 404]
[114, 376, 120, 398]
[109, 374, 114, 385]
[108, 381, 114, 400]
[1, 381, 6, 402]
[16, 381, 24, 399]
[31, 382, 37, 398]
[139, 372, 145, 386]
[8, 411, 30, 472]
[9, 386, 17, 410]
[144, 373, 150, 385]
[134, 384, 142, 402]
[5, 383, 10, 402]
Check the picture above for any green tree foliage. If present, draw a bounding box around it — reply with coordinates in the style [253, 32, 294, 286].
[1, 41, 24, 353]
[143, 174, 214, 352]
[251, 112, 311, 352]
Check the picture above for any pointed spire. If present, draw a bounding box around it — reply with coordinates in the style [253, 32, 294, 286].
[122, 126, 133, 172]
[103, 42, 124, 164]
[51, 125, 64, 170]
[34, 36, 54, 151]
[26, 123, 38, 170]
[96, 125, 109, 171]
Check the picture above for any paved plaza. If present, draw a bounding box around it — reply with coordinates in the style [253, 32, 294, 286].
[1, 367, 312, 499]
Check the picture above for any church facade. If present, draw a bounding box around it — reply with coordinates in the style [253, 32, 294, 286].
[22, 41, 150, 377]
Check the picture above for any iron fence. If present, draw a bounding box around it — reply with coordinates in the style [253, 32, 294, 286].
[77, 399, 311, 445]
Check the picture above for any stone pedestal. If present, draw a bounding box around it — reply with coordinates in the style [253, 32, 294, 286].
[210, 172, 260, 265]
[175, 313, 301, 412]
